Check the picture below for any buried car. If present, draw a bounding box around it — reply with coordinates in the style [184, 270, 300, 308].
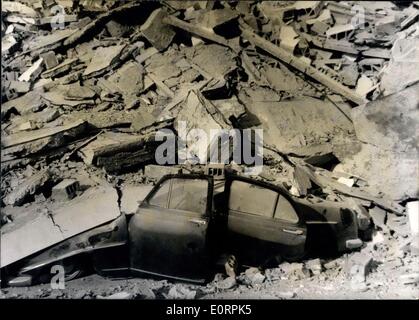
[0, 171, 371, 286]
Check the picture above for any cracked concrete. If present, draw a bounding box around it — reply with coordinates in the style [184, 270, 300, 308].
[1, 185, 121, 269]
[47, 210, 64, 235]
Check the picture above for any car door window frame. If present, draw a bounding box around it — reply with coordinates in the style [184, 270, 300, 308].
[142, 174, 214, 217]
[226, 174, 301, 225]
[148, 178, 171, 208]
[273, 193, 299, 224]
[228, 180, 279, 219]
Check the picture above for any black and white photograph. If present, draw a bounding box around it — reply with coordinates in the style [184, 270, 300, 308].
[0, 0, 418, 307]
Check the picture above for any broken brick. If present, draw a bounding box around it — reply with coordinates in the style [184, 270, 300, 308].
[346, 252, 374, 281]
[40, 51, 59, 70]
[51, 179, 80, 202]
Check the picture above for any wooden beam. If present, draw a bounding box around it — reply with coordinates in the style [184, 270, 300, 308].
[240, 24, 367, 105]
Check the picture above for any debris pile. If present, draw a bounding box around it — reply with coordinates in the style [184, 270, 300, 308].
[1, 0, 418, 299]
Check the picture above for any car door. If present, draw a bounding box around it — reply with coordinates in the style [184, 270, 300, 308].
[128, 174, 214, 283]
[226, 177, 307, 264]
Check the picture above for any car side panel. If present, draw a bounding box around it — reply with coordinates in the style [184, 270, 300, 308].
[129, 175, 214, 283]
[228, 210, 307, 263]
[13, 214, 129, 278]
[224, 176, 307, 263]
[129, 206, 210, 282]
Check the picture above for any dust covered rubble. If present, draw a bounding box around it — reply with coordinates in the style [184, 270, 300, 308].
[1, 0, 419, 299]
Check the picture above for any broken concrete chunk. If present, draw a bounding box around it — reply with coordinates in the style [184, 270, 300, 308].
[146, 61, 181, 83]
[41, 57, 78, 79]
[42, 86, 96, 107]
[195, 8, 239, 30]
[78, 132, 157, 172]
[4, 14, 39, 25]
[146, 73, 175, 98]
[241, 92, 353, 155]
[347, 252, 373, 282]
[168, 285, 196, 299]
[83, 44, 126, 77]
[375, 15, 399, 36]
[130, 108, 157, 132]
[18, 58, 44, 82]
[340, 63, 359, 86]
[2, 119, 86, 149]
[263, 65, 301, 92]
[29, 29, 77, 51]
[337, 177, 355, 187]
[369, 207, 387, 229]
[244, 267, 266, 285]
[1, 34, 18, 56]
[108, 61, 144, 107]
[355, 75, 376, 97]
[387, 216, 410, 237]
[6, 275, 33, 287]
[215, 276, 237, 290]
[1, 1, 418, 296]
[211, 96, 246, 121]
[140, 8, 176, 51]
[2, 120, 87, 160]
[36, 108, 61, 123]
[352, 83, 419, 155]
[306, 9, 333, 34]
[380, 38, 419, 96]
[1, 185, 120, 268]
[324, 259, 343, 270]
[305, 258, 322, 275]
[2, 1, 38, 17]
[40, 51, 59, 70]
[39, 14, 78, 26]
[135, 47, 159, 64]
[144, 165, 181, 181]
[51, 179, 80, 202]
[191, 44, 237, 80]
[8, 81, 31, 94]
[16, 121, 38, 132]
[106, 20, 129, 38]
[64, 84, 96, 101]
[3, 170, 51, 207]
[279, 25, 300, 53]
[278, 262, 309, 280]
[1, 90, 44, 117]
[292, 166, 312, 197]
[96, 102, 112, 112]
[63, 2, 143, 48]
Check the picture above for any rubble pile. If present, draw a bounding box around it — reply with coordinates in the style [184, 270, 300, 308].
[1, 1, 418, 299]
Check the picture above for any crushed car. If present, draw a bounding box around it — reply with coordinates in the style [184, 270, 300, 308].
[0, 170, 371, 286]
